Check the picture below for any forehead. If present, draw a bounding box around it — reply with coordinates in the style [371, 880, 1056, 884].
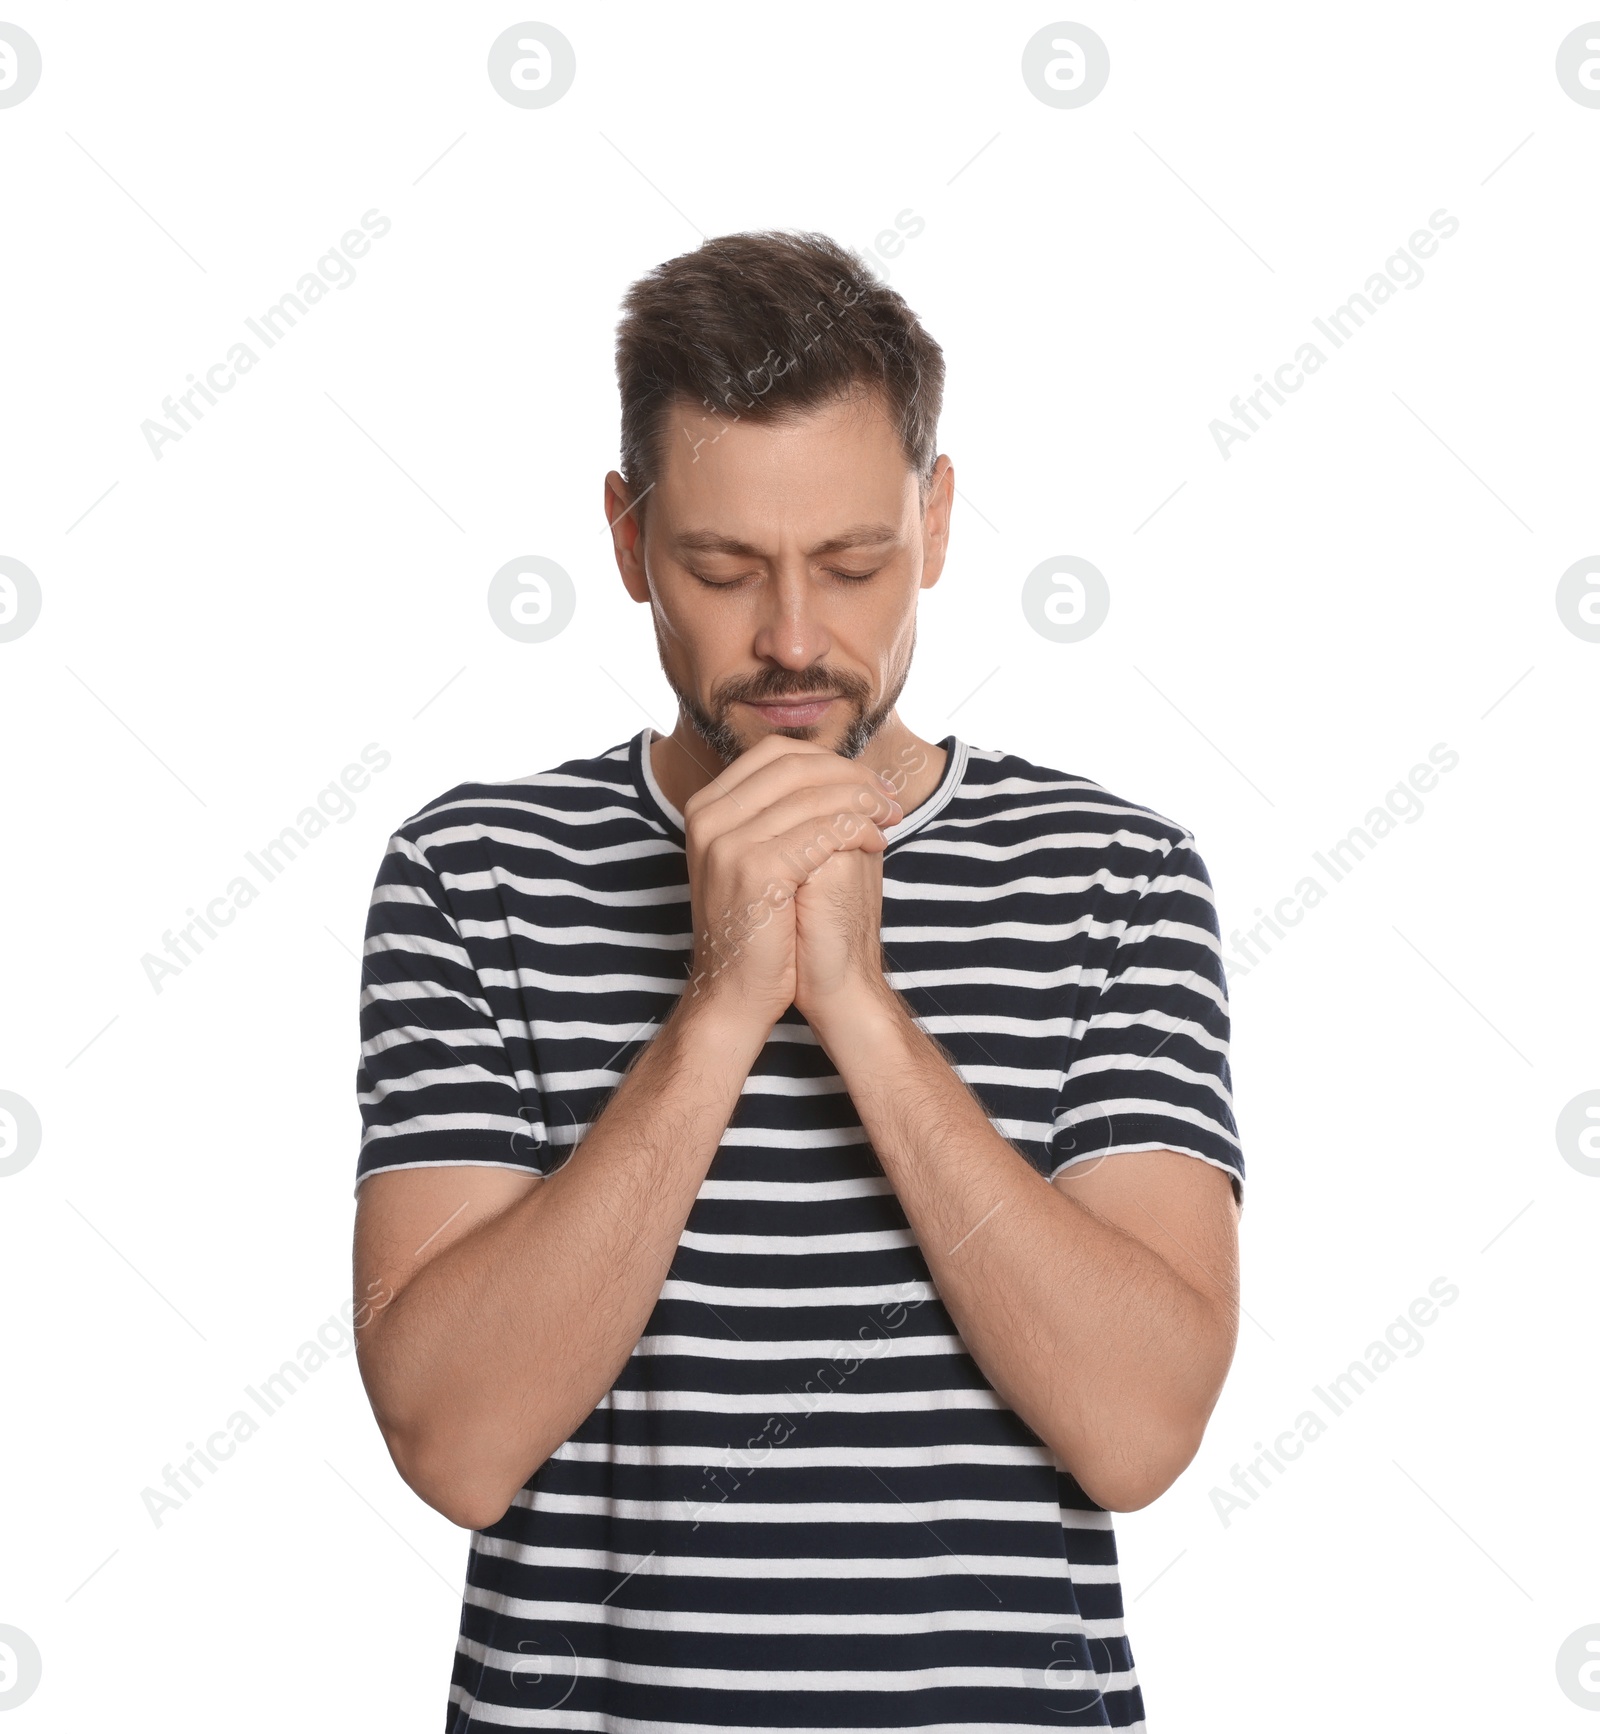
[648, 387, 914, 545]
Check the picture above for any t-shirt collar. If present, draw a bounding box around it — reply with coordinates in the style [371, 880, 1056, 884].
[631, 726, 967, 851]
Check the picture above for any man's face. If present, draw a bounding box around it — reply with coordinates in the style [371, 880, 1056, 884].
[611, 386, 952, 764]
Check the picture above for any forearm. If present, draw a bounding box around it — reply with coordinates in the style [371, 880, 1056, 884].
[813, 986, 1229, 1510]
[363, 989, 767, 1528]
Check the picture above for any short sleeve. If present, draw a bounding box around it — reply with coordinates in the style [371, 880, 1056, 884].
[1049, 838, 1244, 1207]
[354, 829, 549, 1195]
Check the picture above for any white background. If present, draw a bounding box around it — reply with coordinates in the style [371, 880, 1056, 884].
[2, 3, 1597, 1728]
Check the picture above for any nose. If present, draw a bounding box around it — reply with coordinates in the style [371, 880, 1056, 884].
[750, 563, 832, 673]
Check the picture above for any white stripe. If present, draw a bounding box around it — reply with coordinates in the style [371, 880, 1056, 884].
[356, 1062, 512, 1105]
[355, 1156, 540, 1191]
[446, 1692, 1145, 1734]
[1053, 1095, 1241, 1148]
[551, 1442, 1056, 1469]
[416, 819, 680, 867]
[360, 1021, 502, 1054]
[1083, 1006, 1231, 1053]
[462, 1582, 1124, 1636]
[1052, 1144, 1241, 1187]
[479, 965, 687, 995]
[633, 1331, 958, 1360]
[674, 1227, 914, 1256]
[936, 796, 1178, 834]
[712, 1124, 869, 1151]
[1061, 1049, 1237, 1107]
[882, 914, 1104, 944]
[454, 1632, 1134, 1696]
[369, 929, 474, 971]
[888, 963, 1104, 990]
[528, 1016, 667, 1040]
[358, 974, 494, 1018]
[512, 1491, 1067, 1526]
[358, 1110, 527, 1144]
[692, 1176, 891, 1202]
[882, 868, 1188, 901]
[462, 917, 691, 952]
[420, 797, 647, 831]
[598, 1383, 992, 1414]
[471, 1537, 1109, 1581]
[447, 870, 690, 907]
[656, 1275, 926, 1306]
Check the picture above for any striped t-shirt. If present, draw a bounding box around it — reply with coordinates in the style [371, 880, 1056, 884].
[355, 726, 1244, 1733]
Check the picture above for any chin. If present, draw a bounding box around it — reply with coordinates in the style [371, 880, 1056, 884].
[695, 700, 873, 763]
[771, 713, 864, 756]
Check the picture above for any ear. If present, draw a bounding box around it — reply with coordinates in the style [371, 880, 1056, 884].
[918, 454, 954, 591]
[605, 470, 650, 602]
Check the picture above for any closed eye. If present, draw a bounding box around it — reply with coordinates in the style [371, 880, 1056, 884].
[687, 566, 881, 587]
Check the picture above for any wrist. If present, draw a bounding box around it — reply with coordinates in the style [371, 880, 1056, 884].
[668, 973, 784, 1064]
[800, 970, 909, 1054]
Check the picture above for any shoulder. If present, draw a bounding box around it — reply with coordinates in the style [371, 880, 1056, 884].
[952, 740, 1200, 878]
[381, 737, 646, 867]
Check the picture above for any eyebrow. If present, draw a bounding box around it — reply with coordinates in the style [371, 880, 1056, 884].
[672, 522, 901, 558]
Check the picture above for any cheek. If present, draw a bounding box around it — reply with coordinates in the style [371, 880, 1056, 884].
[653, 587, 723, 676]
[842, 583, 917, 665]
[868, 611, 918, 680]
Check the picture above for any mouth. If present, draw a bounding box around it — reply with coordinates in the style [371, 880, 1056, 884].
[740, 695, 837, 728]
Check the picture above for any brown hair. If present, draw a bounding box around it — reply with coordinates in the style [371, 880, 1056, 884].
[614, 229, 945, 521]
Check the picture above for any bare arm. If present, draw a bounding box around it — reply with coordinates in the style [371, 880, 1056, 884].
[352, 735, 902, 1531]
[353, 991, 767, 1531]
[802, 978, 1240, 1513]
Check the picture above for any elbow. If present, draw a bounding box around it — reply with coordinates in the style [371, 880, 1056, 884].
[1067, 1418, 1207, 1515]
[1088, 1470, 1173, 1515]
[355, 1330, 554, 1530]
[384, 1426, 525, 1532]
[435, 1486, 518, 1534]
[360, 1369, 535, 1531]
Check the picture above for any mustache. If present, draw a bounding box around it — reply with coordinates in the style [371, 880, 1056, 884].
[716, 670, 869, 706]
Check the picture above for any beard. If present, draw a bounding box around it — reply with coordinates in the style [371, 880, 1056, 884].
[659, 631, 914, 768]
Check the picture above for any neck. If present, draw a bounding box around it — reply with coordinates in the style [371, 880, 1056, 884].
[650, 710, 947, 820]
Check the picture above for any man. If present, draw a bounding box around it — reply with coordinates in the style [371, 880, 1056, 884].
[352, 229, 1243, 1731]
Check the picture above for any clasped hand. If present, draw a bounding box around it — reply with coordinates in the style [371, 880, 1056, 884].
[680, 733, 908, 1036]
